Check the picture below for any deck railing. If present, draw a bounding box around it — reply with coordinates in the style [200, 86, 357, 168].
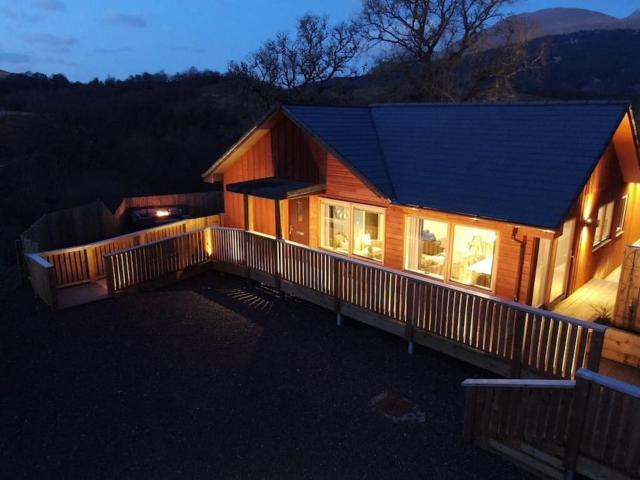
[462, 368, 640, 479]
[24, 215, 220, 308]
[28, 223, 606, 381]
[105, 228, 211, 293]
[204, 227, 606, 380]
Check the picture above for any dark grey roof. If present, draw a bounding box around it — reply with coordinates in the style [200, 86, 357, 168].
[226, 177, 324, 200]
[283, 102, 631, 229]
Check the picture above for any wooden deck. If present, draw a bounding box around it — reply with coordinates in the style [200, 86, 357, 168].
[552, 267, 620, 321]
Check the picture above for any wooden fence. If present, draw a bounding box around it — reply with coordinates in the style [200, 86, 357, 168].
[614, 243, 640, 332]
[25, 215, 220, 308]
[105, 229, 211, 293]
[20, 191, 224, 255]
[462, 368, 640, 479]
[204, 228, 606, 380]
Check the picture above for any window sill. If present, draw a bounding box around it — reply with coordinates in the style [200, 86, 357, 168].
[592, 238, 612, 252]
[615, 230, 624, 239]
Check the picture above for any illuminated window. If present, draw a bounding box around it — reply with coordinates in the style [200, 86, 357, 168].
[615, 195, 628, 236]
[320, 200, 384, 262]
[352, 208, 384, 261]
[450, 225, 497, 289]
[404, 217, 448, 279]
[321, 203, 350, 254]
[404, 216, 497, 290]
[593, 201, 614, 247]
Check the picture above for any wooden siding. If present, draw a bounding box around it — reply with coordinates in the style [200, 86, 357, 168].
[222, 117, 329, 235]
[570, 144, 640, 292]
[383, 205, 540, 303]
[271, 117, 326, 182]
[324, 154, 388, 206]
[223, 132, 274, 230]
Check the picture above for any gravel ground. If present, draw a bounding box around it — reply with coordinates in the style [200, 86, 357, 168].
[1, 271, 531, 479]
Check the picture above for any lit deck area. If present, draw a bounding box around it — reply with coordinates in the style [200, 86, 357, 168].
[552, 267, 620, 321]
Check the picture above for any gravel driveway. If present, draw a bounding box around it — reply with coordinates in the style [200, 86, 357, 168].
[2, 271, 530, 479]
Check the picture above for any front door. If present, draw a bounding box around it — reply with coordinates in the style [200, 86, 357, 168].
[288, 197, 309, 245]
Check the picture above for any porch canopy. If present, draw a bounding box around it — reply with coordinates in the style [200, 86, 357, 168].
[226, 176, 324, 200]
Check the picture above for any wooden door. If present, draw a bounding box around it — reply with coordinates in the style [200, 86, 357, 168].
[288, 197, 309, 245]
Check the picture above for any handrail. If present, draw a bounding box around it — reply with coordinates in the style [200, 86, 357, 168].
[37, 217, 202, 256]
[103, 227, 209, 257]
[277, 236, 607, 333]
[576, 368, 640, 398]
[25, 252, 53, 268]
[461, 378, 576, 389]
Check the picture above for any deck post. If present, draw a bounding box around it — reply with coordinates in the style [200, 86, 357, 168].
[510, 310, 526, 378]
[273, 200, 282, 294]
[405, 280, 418, 355]
[104, 254, 115, 296]
[334, 257, 342, 326]
[563, 370, 590, 477]
[587, 328, 605, 373]
[47, 265, 58, 311]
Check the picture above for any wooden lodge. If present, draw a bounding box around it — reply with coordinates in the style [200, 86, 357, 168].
[202, 102, 640, 312]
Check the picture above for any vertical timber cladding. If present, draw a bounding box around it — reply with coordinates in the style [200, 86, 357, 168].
[222, 116, 328, 235]
[571, 142, 640, 292]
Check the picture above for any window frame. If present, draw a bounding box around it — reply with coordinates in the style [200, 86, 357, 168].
[615, 194, 629, 238]
[319, 198, 385, 263]
[403, 214, 499, 293]
[592, 200, 615, 250]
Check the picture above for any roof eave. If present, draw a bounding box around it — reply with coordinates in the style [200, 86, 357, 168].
[201, 104, 282, 180]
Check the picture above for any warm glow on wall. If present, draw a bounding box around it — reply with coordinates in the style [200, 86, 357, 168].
[582, 192, 594, 223]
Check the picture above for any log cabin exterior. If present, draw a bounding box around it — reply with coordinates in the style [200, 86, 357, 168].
[202, 102, 640, 309]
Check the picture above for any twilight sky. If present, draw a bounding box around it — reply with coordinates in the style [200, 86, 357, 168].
[0, 0, 637, 81]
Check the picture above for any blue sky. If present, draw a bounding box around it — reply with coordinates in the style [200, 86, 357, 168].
[0, 0, 637, 81]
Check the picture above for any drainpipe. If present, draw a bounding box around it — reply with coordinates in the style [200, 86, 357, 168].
[512, 227, 527, 303]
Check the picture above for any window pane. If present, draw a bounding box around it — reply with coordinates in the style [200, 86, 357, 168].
[616, 195, 628, 235]
[404, 217, 448, 278]
[450, 225, 497, 289]
[353, 208, 383, 261]
[321, 203, 350, 254]
[593, 201, 614, 246]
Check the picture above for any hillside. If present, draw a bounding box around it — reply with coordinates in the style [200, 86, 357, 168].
[501, 7, 640, 43]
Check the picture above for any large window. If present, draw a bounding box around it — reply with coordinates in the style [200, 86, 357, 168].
[320, 200, 384, 262]
[405, 216, 497, 290]
[404, 217, 448, 279]
[593, 200, 614, 247]
[450, 225, 497, 289]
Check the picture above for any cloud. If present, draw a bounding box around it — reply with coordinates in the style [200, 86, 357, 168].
[0, 51, 31, 64]
[22, 33, 77, 53]
[31, 0, 66, 12]
[0, 8, 42, 22]
[104, 13, 147, 28]
[94, 47, 134, 55]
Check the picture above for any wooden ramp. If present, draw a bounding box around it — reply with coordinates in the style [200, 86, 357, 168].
[57, 279, 108, 309]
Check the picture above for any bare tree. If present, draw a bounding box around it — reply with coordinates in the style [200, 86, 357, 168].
[360, 0, 546, 100]
[229, 14, 363, 103]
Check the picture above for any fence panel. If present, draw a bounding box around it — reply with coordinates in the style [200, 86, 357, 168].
[24, 253, 57, 308]
[278, 241, 336, 296]
[462, 369, 640, 479]
[105, 229, 209, 293]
